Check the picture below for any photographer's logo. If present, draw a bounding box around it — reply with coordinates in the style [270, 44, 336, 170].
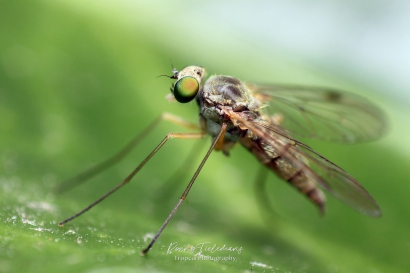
[167, 242, 242, 262]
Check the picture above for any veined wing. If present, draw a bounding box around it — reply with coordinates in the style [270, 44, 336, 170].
[246, 83, 387, 143]
[227, 109, 381, 217]
[293, 137, 381, 217]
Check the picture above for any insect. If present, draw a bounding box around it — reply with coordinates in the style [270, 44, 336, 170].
[57, 65, 386, 255]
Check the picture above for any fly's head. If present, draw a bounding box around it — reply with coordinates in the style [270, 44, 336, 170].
[167, 66, 206, 103]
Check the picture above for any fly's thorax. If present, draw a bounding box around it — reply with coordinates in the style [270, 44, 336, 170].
[200, 75, 260, 112]
[199, 112, 244, 142]
[197, 75, 261, 139]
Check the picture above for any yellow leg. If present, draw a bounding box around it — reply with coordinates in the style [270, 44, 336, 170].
[55, 113, 203, 193]
[141, 123, 228, 255]
[59, 130, 206, 227]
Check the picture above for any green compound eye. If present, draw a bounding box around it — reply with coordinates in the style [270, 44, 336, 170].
[173, 76, 199, 103]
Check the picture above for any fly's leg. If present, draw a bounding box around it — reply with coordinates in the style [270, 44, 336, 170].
[140, 123, 228, 255]
[254, 166, 279, 227]
[254, 165, 269, 209]
[58, 130, 206, 226]
[153, 139, 205, 208]
[54, 113, 201, 193]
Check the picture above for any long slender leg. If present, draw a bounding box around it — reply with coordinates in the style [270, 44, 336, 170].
[140, 123, 227, 255]
[254, 165, 269, 211]
[254, 165, 279, 227]
[55, 113, 201, 193]
[58, 131, 206, 226]
[153, 139, 205, 208]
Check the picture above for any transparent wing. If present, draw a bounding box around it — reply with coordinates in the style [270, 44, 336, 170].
[246, 83, 387, 143]
[228, 110, 381, 217]
[295, 140, 381, 217]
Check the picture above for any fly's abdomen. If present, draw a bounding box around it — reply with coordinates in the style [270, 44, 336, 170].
[240, 137, 326, 213]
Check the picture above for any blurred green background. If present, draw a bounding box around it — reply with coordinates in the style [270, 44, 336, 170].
[1, 1, 410, 273]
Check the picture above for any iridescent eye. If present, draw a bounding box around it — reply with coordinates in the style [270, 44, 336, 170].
[173, 76, 199, 103]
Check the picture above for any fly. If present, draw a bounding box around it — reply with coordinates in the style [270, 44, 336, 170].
[57, 65, 387, 255]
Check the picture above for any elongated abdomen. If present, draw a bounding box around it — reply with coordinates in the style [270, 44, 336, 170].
[240, 137, 326, 213]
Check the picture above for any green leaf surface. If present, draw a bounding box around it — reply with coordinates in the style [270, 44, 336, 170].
[1, 1, 409, 273]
